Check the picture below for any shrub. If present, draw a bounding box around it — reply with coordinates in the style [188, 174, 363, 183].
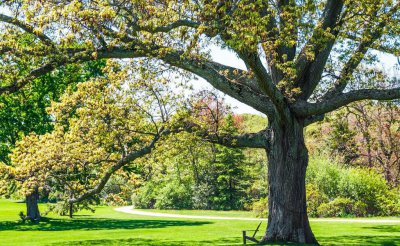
[306, 183, 328, 217]
[307, 156, 342, 199]
[353, 201, 368, 217]
[338, 168, 389, 214]
[252, 197, 268, 218]
[154, 181, 193, 209]
[317, 197, 355, 217]
[131, 183, 157, 209]
[307, 155, 399, 217]
[377, 188, 400, 216]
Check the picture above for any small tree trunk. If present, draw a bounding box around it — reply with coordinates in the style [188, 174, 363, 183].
[69, 193, 74, 218]
[26, 187, 40, 221]
[69, 203, 73, 218]
[261, 117, 318, 245]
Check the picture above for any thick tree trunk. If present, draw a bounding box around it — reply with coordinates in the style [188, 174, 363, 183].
[26, 187, 40, 221]
[260, 117, 318, 245]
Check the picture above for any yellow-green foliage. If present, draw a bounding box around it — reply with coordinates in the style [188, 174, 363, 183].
[9, 61, 187, 205]
[307, 156, 400, 217]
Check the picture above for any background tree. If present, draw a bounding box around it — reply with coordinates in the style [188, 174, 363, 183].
[212, 115, 249, 210]
[312, 100, 400, 186]
[0, 61, 104, 164]
[1, 1, 400, 244]
[9, 61, 189, 217]
[192, 92, 251, 210]
[307, 69, 400, 186]
[132, 95, 256, 211]
[0, 60, 105, 221]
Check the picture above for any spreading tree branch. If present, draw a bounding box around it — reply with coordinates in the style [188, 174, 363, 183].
[237, 51, 286, 114]
[346, 33, 400, 55]
[197, 128, 270, 149]
[68, 129, 164, 204]
[293, 87, 400, 117]
[68, 123, 270, 204]
[0, 13, 54, 47]
[0, 62, 62, 94]
[131, 19, 200, 33]
[163, 53, 276, 116]
[295, 0, 345, 99]
[323, 3, 400, 99]
[0, 41, 275, 116]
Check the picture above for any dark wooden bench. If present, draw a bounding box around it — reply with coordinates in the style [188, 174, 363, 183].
[242, 221, 262, 244]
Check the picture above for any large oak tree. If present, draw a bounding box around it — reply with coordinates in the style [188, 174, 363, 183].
[1, 0, 399, 244]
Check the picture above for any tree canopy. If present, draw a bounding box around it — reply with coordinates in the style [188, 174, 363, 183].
[0, 61, 104, 165]
[8, 60, 189, 214]
[0, 0, 398, 122]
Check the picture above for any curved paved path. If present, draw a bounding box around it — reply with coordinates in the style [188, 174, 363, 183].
[114, 206, 400, 223]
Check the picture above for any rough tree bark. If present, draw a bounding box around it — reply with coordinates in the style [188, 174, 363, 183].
[261, 116, 317, 244]
[25, 187, 40, 221]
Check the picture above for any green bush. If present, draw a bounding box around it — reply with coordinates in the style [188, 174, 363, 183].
[338, 168, 390, 215]
[131, 183, 157, 208]
[353, 201, 368, 217]
[306, 183, 328, 217]
[307, 155, 400, 217]
[316, 198, 369, 217]
[252, 197, 268, 218]
[154, 181, 193, 209]
[377, 188, 400, 216]
[317, 197, 355, 217]
[307, 156, 342, 198]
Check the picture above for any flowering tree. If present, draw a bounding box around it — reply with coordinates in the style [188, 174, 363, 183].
[9, 61, 189, 218]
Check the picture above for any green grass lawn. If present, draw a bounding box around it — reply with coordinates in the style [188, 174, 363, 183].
[0, 199, 399, 246]
[136, 209, 400, 221]
[136, 208, 257, 218]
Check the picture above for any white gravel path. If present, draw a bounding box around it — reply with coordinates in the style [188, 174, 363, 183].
[114, 206, 400, 223]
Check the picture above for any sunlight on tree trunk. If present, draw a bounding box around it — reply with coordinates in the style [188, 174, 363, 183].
[26, 187, 40, 221]
[261, 117, 317, 244]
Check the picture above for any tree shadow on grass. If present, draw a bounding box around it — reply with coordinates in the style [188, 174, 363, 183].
[254, 234, 399, 246]
[317, 225, 400, 246]
[0, 217, 211, 231]
[240, 225, 400, 246]
[52, 237, 242, 246]
[366, 224, 400, 234]
[318, 235, 399, 246]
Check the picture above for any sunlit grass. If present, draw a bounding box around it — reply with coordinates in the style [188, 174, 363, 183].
[0, 200, 399, 245]
[136, 208, 257, 218]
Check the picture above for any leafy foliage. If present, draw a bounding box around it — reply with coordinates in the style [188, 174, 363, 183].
[308, 100, 400, 186]
[132, 101, 260, 211]
[1, 1, 399, 242]
[307, 156, 400, 217]
[0, 60, 105, 198]
[8, 61, 189, 215]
